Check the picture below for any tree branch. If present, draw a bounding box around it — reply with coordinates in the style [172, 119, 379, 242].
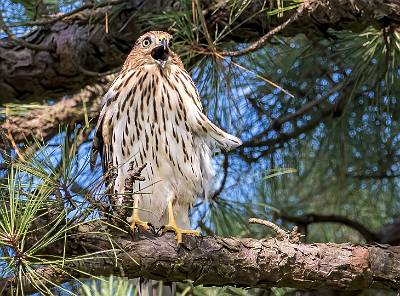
[1, 230, 400, 294]
[220, 1, 312, 57]
[1, 0, 399, 102]
[280, 213, 380, 243]
[237, 76, 355, 162]
[5, 0, 124, 27]
[1, 75, 113, 145]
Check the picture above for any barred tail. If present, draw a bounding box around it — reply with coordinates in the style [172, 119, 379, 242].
[136, 278, 176, 296]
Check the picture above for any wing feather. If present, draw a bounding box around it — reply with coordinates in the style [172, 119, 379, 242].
[175, 69, 242, 151]
[90, 77, 121, 175]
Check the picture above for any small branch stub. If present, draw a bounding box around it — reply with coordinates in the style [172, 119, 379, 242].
[249, 218, 302, 243]
[109, 162, 147, 222]
[124, 162, 147, 192]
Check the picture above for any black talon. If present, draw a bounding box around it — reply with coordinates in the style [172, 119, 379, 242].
[156, 226, 165, 235]
[147, 223, 158, 234]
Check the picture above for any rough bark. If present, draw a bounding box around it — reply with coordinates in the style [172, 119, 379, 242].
[1, 0, 399, 102]
[1, 230, 400, 294]
[1, 75, 113, 144]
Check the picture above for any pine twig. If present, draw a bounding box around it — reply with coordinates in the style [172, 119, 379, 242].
[0, 128, 11, 166]
[220, 1, 312, 57]
[6, 130, 25, 161]
[249, 218, 302, 243]
[6, 0, 124, 28]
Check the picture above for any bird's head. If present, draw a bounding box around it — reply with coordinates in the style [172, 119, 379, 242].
[127, 31, 178, 70]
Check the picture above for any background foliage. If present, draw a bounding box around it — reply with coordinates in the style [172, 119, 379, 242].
[0, 0, 399, 295]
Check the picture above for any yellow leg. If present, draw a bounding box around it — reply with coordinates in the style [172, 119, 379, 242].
[130, 197, 150, 231]
[162, 200, 200, 243]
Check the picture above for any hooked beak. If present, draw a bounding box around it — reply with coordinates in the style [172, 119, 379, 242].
[151, 39, 170, 68]
[160, 38, 168, 50]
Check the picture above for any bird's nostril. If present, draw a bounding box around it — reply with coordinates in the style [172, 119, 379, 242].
[151, 46, 169, 62]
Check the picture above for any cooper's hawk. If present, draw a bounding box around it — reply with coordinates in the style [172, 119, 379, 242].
[91, 31, 241, 243]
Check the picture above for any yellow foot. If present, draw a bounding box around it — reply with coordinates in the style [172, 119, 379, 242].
[130, 218, 150, 231]
[162, 224, 200, 244]
[163, 200, 200, 243]
[129, 197, 150, 231]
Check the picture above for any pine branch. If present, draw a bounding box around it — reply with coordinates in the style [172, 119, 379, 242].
[1, 0, 400, 102]
[1, 228, 399, 294]
[5, 0, 124, 28]
[237, 77, 356, 161]
[1, 75, 113, 146]
[219, 2, 312, 57]
[280, 213, 380, 243]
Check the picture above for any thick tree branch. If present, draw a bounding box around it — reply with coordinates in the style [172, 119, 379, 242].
[1, 0, 399, 102]
[5, 0, 124, 28]
[1, 75, 113, 144]
[1, 230, 400, 294]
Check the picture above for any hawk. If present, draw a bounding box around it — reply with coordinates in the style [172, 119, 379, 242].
[91, 31, 241, 243]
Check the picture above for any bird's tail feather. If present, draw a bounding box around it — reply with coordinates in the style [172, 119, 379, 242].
[136, 278, 176, 296]
[204, 120, 242, 151]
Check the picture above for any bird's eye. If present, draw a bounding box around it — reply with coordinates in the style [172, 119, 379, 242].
[142, 37, 152, 47]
